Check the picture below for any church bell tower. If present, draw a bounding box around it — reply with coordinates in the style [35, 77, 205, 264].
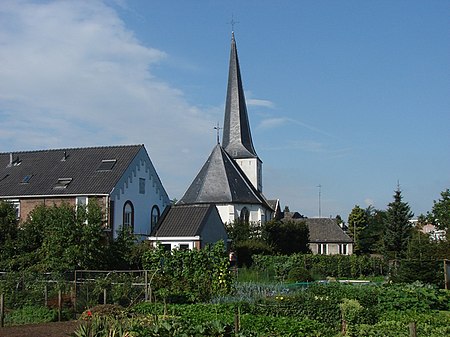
[222, 32, 263, 192]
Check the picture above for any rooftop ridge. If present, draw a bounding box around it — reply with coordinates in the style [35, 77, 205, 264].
[0, 144, 143, 155]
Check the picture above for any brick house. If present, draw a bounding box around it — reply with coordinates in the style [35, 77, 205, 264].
[0, 145, 170, 239]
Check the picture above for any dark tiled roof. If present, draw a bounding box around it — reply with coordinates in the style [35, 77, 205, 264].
[283, 217, 353, 243]
[178, 144, 269, 207]
[222, 32, 258, 159]
[151, 204, 219, 237]
[0, 145, 142, 197]
[306, 218, 353, 243]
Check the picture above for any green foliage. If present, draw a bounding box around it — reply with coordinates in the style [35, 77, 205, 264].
[261, 219, 310, 255]
[234, 239, 273, 267]
[0, 201, 18, 267]
[359, 207, 386, 255]
[252, 253, 387, 281]
[347, 205, 368, 253]
[141, 241, 232, 303]
[4, 305, 58, 326]
[428, 188, 450, 236]
[2, 201, 109, 272]
[383, 188, 414, 259]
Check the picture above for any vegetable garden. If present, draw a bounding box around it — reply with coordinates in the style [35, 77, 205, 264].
[0, 243, 449, 336]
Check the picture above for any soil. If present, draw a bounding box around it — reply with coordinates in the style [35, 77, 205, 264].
[0, 320, 81, 337]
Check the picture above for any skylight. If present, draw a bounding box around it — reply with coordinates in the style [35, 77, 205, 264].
[97, 159, 117, 171]
[21, 175, 33, 184]
[54, 178, 72, 189]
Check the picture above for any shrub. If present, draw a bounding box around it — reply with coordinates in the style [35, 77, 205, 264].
[4, 305, 58, 326]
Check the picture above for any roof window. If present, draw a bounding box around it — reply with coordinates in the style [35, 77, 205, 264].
[54, 178, 72, 189]
[97, 159, 117, 171]
[21, 175, 33, 184]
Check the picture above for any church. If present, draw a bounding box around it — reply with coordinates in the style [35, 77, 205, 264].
[178, 32, 278, 225]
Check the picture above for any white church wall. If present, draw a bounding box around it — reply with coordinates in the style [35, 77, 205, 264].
[111, 147, 170, 239]
[235, 158, 262, 192]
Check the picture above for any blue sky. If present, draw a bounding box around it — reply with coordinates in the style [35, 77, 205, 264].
[0, 0, 449, 220]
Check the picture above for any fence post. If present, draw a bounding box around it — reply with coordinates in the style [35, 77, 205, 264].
[409, 322, 417, 337]
[103, 288, 107, 305]
[0, 293, 4, 328]
[144, 270, 148, 301]
[73, 271, 77, 316]
[58, 290, 62, 322]
[44, 285, 48, 307]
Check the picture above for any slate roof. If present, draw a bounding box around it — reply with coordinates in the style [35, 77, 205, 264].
[0, 145, 143, 197]
[151, 204, 219, 237]
[222, 32, 258, 159]
[283, 217, 353, 243]
[178, 144, 270, 207]
[306, 218, 353, 243]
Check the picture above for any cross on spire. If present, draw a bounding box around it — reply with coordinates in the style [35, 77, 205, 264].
[228, 14, 239, 32]
[214, 122, 222, 144]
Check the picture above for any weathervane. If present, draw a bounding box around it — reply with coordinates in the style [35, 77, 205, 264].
[214, 122, 222, 144]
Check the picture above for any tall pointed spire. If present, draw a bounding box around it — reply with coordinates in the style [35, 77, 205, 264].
[222, 32, 258, 159]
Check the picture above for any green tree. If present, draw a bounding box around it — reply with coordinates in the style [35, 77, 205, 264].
[347, 205, 368, 254]
[382, 187, 414, 259]
[261, 219, 310, 254]
[0, 201, 18, 268]
[359, 207, 386, 254]
[428, 188, 450, 237]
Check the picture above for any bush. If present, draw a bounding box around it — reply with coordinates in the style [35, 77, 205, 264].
[287, 266, 312, 282]
[4, 305, 58, 326]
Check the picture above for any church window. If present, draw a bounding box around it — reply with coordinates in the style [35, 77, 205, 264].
[151, 205, 160, 231]
[123, 201, 134, 232]
[240, 207, 249, 224]
[139, 178, 146, 194]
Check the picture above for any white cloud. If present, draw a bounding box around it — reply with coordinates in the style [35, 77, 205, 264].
[0, 0, 217, 198]
[247, 98, 275, 108]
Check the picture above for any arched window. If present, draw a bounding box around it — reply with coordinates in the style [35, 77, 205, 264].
[240, 207, 249, 224]
[151, 205, 160, 231]
[123, 201, 134, 232]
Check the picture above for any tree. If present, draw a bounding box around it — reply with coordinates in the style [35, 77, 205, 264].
[359, 207, 386, 254]
[347, 205, 368, 254]
[382, 187, 414, 259]
[261, 219, 310, 255]
[0, 201, 18, 268]
[428, 188, 450, 237]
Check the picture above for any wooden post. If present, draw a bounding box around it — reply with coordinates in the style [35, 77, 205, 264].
[44, 285, 48, 307]
[0, 293, 4, 328]
[409, 322, 417, 337]
[144, 270, 148, 301]
[58, 290, 62, 322]
[234, 305, 240, 334]
[73, 271, 77, 316]
[444, 260, 449, 290]
[103, 288, 107, 305]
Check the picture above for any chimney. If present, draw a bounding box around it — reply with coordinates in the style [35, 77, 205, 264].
[7, 153, 13, 167]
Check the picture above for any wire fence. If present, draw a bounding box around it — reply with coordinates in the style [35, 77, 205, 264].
[0, 270, 159, 317]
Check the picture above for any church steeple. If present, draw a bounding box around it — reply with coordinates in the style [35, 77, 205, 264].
[222, 32, 258, 159]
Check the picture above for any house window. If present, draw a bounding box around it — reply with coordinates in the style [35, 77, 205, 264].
[240, 207, 249, 224]
[151, 205, 160, 231]
[318, 244, 328, 255]
[339, 244, 347, 255]
[97, 159, 117, 171]
[21, 175, 33, 184]
[76, 196, 88, 209]
[162, 244, 171, 251]
[179, 244, 189, 250]
[8, 200, 20, 219]
[139, 178, 145, 194]
[123, 201, 134, 232]
[54, 178, 72, 189]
